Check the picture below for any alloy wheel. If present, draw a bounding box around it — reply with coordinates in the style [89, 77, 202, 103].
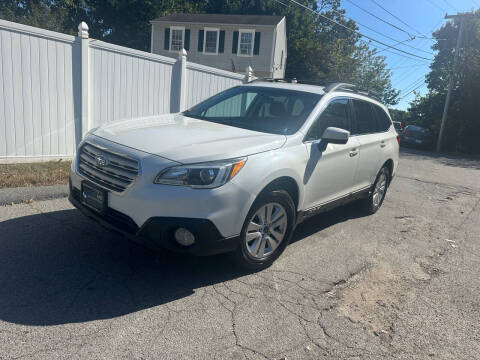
[372, 172, 387, 207]
[245, 202, 288, 259]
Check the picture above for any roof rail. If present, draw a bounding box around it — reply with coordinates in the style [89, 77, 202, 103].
[250, 77, 297, 84]
[325, 82, 382, 102]
[324, 82, 356, 93]
[249, 79, 383, 101]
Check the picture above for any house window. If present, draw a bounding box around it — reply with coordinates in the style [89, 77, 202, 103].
[170, 27, 184, 52]
[238, 30, 255, 56]
[204, 28, 219, 54]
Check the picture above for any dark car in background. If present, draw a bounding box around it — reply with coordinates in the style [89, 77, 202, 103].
[401, 125, 434, 149]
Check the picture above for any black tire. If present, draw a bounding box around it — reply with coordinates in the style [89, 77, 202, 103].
[234, 190, 296, 271]
[360, 166, 390, 215]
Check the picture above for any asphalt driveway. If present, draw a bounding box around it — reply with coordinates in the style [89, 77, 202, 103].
[1, 148, 479, 359]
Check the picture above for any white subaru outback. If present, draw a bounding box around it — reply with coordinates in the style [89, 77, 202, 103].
[69, 81, 399, 270]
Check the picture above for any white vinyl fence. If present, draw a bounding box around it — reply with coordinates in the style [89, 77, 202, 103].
[0, 20, 249, 162]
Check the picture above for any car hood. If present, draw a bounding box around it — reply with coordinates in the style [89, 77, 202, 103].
[92, 114, 286, 163]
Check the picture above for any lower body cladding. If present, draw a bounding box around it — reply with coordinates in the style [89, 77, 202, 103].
[69, 171, 250, 256]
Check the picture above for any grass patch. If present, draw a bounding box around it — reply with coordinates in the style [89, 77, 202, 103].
[0, 160, 71, 188]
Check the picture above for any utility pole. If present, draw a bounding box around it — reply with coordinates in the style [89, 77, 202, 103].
[436, 13, 470, 152]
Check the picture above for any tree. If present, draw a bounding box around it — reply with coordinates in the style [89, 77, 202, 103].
[0, 0, 79, 34]
[408, 12, 480, 154]
[389, 108, 411, 124]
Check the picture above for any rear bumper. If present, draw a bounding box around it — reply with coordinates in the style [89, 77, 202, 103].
[69, 183, 239, 256]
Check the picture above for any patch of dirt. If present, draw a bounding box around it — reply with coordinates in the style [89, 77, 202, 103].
[337, 262, 400, 337]
[335, 253, 446, 340]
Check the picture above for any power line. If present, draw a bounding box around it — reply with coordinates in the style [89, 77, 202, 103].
[388, 18, 444, 69]
[440, 0, 459, 12]
[367, 0, 427, 36]
[396, 73, 425, 89]
[391, 18, 445, 100]
[400, 76, 425, 93]
[373, 44, 432, 62]
[375, 39, 414, 54]
[399, 82, 426, 100]
[328, 5, 434, 55]
[424, 0, 447, 13]
[277, 0, 434, 60]
[344, 0, 415, 39]
[274, 0, 431, 62]
[390, 63, 429, 70]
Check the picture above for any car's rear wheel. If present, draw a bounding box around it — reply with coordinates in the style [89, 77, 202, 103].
[361, 166, 390, 214]
[235, 190, 295, 271]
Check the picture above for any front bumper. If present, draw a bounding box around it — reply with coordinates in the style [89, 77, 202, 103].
[69, 183, 240, 256]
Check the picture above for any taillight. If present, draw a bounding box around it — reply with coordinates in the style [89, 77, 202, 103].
[397, 135, 401, 145]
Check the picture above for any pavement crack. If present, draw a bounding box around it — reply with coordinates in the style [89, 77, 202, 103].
[396, 175, 474, 193]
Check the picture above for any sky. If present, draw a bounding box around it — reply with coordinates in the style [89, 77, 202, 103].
[337, 0, 479, 110]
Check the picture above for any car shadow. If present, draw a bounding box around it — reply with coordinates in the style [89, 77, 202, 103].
[0, 203, 365, 326]
[291, 202, 368, 244]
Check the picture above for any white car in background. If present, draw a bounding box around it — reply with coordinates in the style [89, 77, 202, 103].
[69, 81, 399, 270]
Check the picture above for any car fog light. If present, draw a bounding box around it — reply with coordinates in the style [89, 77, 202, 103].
[174, 228, 195, 246]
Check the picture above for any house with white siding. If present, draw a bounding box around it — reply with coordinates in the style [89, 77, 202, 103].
[150, 13, 287, 78]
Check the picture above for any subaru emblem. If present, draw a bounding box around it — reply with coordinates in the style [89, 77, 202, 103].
[95, 154, 109, 167]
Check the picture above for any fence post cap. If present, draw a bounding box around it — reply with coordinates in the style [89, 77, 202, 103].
[78, 22, 89, 38]
[245, 66, 254, 83]
[179, 48, 187, 59]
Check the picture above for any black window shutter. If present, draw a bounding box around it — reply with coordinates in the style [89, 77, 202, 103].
[184, 29, 190, 51]
[219, 30, 225, 53]
[253, 32, 261, 55]
[164, 28, 170, 50]
[198, 30, 204, 52]
[232, 31, 239, 54]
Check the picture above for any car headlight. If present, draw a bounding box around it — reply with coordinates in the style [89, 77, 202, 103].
[154, 158, 247, 188]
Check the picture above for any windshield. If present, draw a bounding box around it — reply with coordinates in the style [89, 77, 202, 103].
[183, 86, 322, 135]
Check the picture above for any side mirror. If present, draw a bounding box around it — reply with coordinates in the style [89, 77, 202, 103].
[320, 127, 350, 145]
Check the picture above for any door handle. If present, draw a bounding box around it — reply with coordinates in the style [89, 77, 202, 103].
[380, 141, 386, 148]
[349, 149, 359, 157]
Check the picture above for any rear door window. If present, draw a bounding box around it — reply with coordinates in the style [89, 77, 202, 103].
[373, 105, 392, 132]
[351, 99, 377, 135]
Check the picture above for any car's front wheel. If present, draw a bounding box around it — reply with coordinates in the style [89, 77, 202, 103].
[235, 190, 295, 271]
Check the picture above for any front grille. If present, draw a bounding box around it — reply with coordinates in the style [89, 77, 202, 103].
[78, 142, 139, 192]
